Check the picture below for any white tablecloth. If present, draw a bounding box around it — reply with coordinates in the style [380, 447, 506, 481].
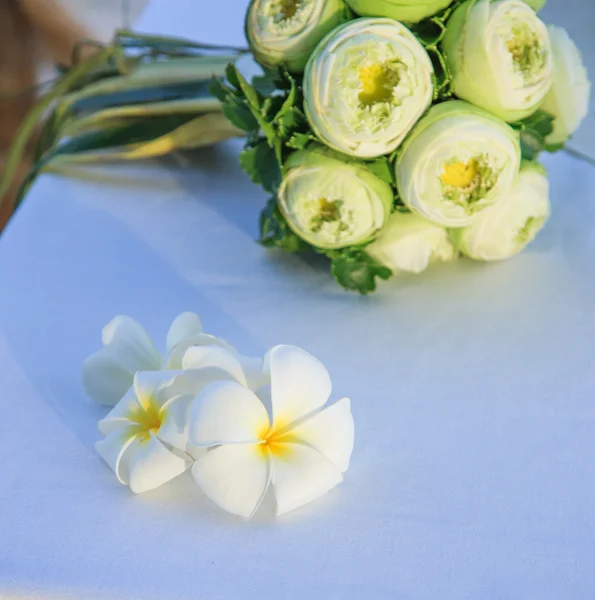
[2, 2, 595, 599]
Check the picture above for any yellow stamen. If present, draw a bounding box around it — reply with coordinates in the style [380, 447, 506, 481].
[127, 396, 162, 435]
[440, 159, 478, 188]
[278, 0, 300, 19]
[257, 423, 294, 459]
[358, 63, 396, 106]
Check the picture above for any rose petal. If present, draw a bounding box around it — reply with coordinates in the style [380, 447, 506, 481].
[101, 315, 161, 372]
[289, 398, 354, 473]
[192, 444, 271, 518]
[128, 433, 191, 494]
[83, 349, 135, 407]
[188, 380, 269, 446]
[268, 345, 332, 426]
[166, 312, 204, 354]
[271, 443, 343, 516]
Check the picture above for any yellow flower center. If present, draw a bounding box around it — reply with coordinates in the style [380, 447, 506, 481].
[358, 63, 399, 106]
[276, 0, 300, 20]
[258, 423, 293, 459]
[127, 396, 162, 437]
[440, 159, 478, 188]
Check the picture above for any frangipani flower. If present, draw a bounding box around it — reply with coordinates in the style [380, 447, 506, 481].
[304, 18, 434, 158]
[96, 346, 268, 494]
[83, 312, 232, 406]
[246, 0, 351, 73]
[541, 26, 591, 146]
[277, 149, 393, 249]
[396, 101, 521, 227]
[95, 371, 197, 494]
[450, 161, 550, 261]
[366, 211, 457, 274]
[345, 0, 452, 23]
[189, 345, 354, 518]
[442, 0, 553, 122]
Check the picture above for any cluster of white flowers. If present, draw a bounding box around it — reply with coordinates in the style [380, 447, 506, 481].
[242, 0, 590, 287]
[85, 313, 354, 518]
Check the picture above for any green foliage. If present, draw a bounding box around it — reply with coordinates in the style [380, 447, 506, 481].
[259, 197, 310, 252]
[325, 248, 392, 295]
[240, 139, 281, 193]
[511, 109, 557, 160]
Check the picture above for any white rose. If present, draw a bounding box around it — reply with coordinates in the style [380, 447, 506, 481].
[450, 162, 550, 261]
[541, 26, 591, 146]
[366, 211, 457, 274]
[442, 0, 553, 122]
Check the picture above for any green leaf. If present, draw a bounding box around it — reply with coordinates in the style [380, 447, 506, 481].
[287, 132, 317, 150]
[364, 157, 395, 185]
[222, 98, 259, 132]
[545, 141, 565, 153]
[511, 109, 555, 160]
[252, 70, 279, 96]
[327, 248, 392, 295]
[209, 77, 232, 102]
[240, 140, 281, 193]
[259, 197, 309, 252]
[225, 63, 242, 91]
[277, 106, 307, 138]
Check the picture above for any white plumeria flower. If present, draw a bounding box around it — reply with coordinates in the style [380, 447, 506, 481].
[96, 345, 267, 494]
[189, 345, 354, 518]
[83, 312, 233, 406]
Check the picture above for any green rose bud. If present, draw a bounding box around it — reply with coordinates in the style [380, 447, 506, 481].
[345, 0, 452, 23]
[303, 18, 434, 159]
[442, 0, 553, 122]
[367, 212, 457, 274]
[245, 0, 351, 73]
[396, 101, 521, 228]
[277, 149, 393, 249]
[450, 162, 550, 261]
[541, 26, 591, 146]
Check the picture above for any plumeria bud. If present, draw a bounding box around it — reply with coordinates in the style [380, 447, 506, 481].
[396, 101, 521, 228]
[245, 0, 351, 73]
[345, 0, 452, 23]
[366, 212, 457, 274]
[277, 149, 394, 249]
[303, 18, 434, 159]
[541, 26, 591, 146]
[442, 0, 553, 122]
[450, 161, 550, 261]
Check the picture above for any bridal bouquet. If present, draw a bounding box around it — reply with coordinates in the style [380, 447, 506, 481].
[214, 0, 590, 293]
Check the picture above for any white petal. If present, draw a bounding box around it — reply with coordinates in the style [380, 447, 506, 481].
[166, 312, 203, 354]
[268, 345, 332, 426]
[157, 394, 193, 451]
[98, 386, 143, 435]
[95, 423, 141, 485]
[128, 434, 191, 494]
[289, 398, 354, 473]
[189, 380, 269, 446]
[165, 333, 235, 369]
[239, 355, 268, 392]
[271, 443, 343, 516]
[181, 345, 248, 386]
[192, 444, 271, 518]
[101, 315, 162, 372]
[82, 349, 135, 407]
[133, 370, 184, 411]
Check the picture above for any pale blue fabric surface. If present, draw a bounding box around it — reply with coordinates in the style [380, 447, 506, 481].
[1, 1, 595, 598]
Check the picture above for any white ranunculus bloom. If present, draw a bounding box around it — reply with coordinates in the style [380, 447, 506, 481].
[442, 0, 553, 122]
[541, 26, 591, 146]
[450, 162, 550, 261]
[189, 345, 354, 518]
[96, 347, 268, 494]
[396, 101, 521, 228]
[246, 0, 351, 73]
[277, 149, 393, 249]
[82, 312, 233, 407]
[304, 18, 434, 158]
[366, 211, 457, 274]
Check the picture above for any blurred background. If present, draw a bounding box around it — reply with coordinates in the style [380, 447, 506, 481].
[0, 0, 593, 230]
